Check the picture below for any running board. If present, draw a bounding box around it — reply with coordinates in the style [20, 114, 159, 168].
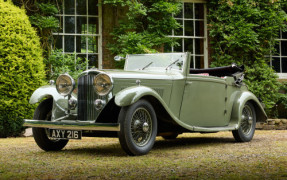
[193, 124, 238, 132]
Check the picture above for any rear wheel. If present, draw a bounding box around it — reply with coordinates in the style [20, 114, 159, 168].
[118, 99, 157, 156]
[32, 99, 69, 151]
[232, 102, 256, 142]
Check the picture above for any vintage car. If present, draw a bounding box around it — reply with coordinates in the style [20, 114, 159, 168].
[24, 52, 267, 156]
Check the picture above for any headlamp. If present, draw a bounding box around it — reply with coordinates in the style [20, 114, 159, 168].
[93, 74, 113, 96]
[56, 74, 75, 96]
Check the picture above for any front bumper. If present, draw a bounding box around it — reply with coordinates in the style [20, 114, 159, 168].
[24, 119, 120, 131]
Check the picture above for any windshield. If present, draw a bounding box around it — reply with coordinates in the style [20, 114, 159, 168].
[124, 53, 186, 71]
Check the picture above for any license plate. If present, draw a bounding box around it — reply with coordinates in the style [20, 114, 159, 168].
[49, 129, 82, 140]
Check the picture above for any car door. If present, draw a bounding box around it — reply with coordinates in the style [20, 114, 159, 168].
[179, 75, 228, 127]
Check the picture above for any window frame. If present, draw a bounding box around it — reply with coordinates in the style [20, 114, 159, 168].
[168, 1, 208, 69]
[52, 0, 102, 69]
[270, 29, 287, 79]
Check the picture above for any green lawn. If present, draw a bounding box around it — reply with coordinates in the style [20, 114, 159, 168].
[0, 130, 286, 179]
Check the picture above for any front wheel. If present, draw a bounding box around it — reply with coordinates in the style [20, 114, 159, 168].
[232, 102, 256, 142]
[118, 99, 157, 156]
[32, 99, 69, 151]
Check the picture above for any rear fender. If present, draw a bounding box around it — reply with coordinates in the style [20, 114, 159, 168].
[230, 91, 267, 127]
[29, 85, 77, 120]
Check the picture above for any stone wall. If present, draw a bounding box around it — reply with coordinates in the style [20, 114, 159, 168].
[256, 119, 287, 130]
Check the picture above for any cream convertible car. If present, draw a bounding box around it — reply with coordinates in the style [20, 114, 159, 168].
[24, 53, 267, 156]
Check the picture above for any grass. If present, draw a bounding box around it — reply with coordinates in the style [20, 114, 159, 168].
[0, 130, 287, 179]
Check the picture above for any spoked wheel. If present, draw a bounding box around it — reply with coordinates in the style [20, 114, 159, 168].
[232, 102, 256, 142]
[32, 99, 69, 151]
[118, 99, 157, 156]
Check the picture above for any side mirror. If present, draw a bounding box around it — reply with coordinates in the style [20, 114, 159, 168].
[114, 56, 125, 61]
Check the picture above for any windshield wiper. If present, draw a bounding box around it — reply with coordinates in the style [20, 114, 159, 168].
[165, 59, 179, 70]
[142, 62, 153, 70]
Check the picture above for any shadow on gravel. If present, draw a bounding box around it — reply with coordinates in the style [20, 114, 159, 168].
[38, 136, 238, 157]
[153, 137, 235, 150]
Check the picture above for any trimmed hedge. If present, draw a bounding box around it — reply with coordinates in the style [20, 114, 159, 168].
[0, 0, 46, 137]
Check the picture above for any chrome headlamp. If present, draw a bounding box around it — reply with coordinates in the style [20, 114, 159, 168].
[56, 74, 75, 96]
[93, 74, 113, 96]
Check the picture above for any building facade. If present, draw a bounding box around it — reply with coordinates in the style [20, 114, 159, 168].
[52, 0, 287, 80]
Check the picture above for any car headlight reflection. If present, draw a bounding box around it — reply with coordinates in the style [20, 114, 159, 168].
[56, 74, 75, 96]
[93, 74, 113, 96]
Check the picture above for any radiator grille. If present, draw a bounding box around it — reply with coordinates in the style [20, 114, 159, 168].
[77, 75, 97, 121]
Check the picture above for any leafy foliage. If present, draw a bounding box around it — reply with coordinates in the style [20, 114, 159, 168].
[207, 0, 287, 114]
[278, 82, 287, 109]
[12, 0, 60, 56]
[103, 0, 181, 67]
[45, 49, 88, 81]
[0, 0, 46, 137]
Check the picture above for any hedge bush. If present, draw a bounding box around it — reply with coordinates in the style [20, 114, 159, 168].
[0, 0, 46, 137]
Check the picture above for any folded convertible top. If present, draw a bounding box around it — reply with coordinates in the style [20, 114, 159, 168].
[190, 64, 244, 77]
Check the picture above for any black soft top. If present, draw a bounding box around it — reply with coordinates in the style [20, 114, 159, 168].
[189, 64, 244, 77]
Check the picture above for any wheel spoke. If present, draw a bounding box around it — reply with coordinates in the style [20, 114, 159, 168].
[130, 107, 153, 147]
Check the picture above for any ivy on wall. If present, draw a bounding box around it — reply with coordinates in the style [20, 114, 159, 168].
[103, 0, 181, 66]
[207, 0, 287, 115]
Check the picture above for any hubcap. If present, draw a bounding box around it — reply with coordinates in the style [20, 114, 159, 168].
[131, 108, 152, 147]
[241, 105, 253, 135]
[142, 122, 149, 133]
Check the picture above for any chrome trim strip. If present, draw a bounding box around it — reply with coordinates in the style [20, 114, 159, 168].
[24, 119, 120, 131]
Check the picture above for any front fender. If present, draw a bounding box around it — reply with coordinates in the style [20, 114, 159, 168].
[230, 91, 267, 126]
[29, 85, 77, 120]
[115, 86, 163, 107]
[30, 85, 64, 104]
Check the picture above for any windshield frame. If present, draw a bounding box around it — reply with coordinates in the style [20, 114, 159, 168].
[124, 53, 187, 73]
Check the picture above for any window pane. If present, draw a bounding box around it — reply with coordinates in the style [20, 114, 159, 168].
[77, 0, 87, 15]
[195, 56, 203, 69]
[184, 3, 193, 19]
[184, 20, 194, 36]
[174, 39, 183, 52]
[175, 20, 183, 36]
[195, 3, 204, 19]
[164, 43, 172, 52]
[195, 39, 204, 55]
[53, 35, 63, 49]
[272, 57, 281, 72]
[64, 36, 75, 52]
[78, 36, 86, 53]
[281, 41, 287, 56]
[88, 36, 97, 53]
[190, 56, 194, 68]
[77, 16, 87, 34]
[88, 0, 98, 15]
[64, 0, 75, 15]
[282, 31, 287, 39]
[77, 54, 87, 60]
[195, 21, 204, 37]
[65, 16, 75, 33]
[274, 42, 279, 55]
[184, 38, 193, 53]
[88, 17, 98, 34]
[282, 58, 287, 73]
[88, 54, 98, 68]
